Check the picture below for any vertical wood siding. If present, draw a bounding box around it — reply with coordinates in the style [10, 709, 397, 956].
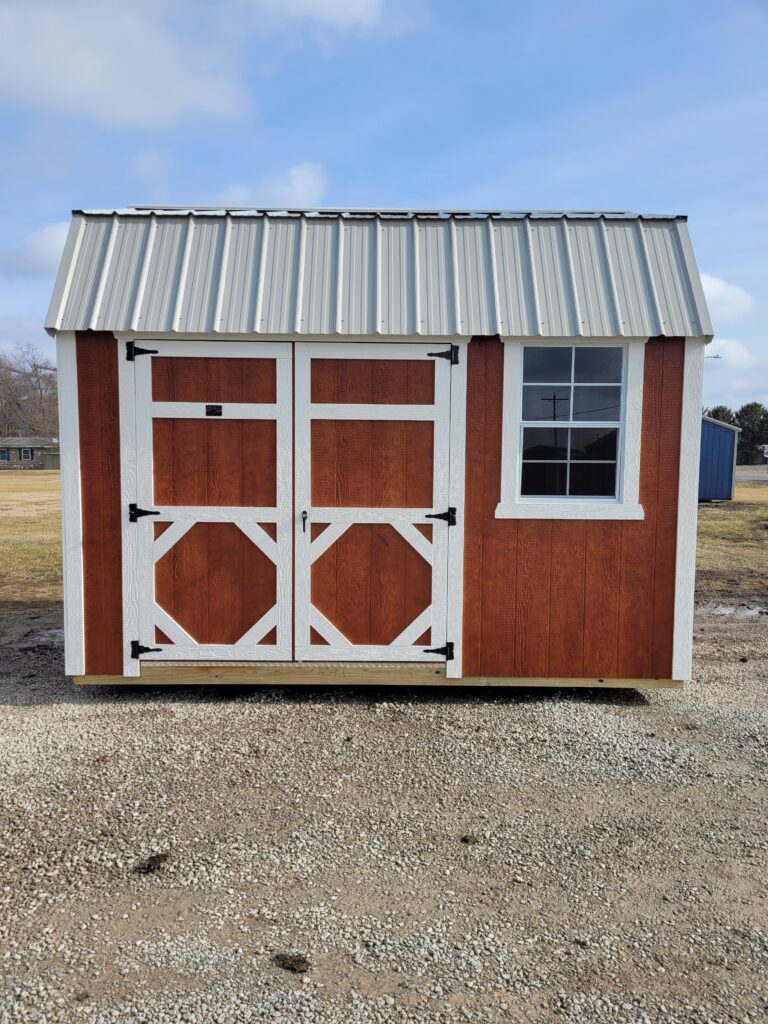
[76, 332, 123, 675]
[462, 336, 684, 679]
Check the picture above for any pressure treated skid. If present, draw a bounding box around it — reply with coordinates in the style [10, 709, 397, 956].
[75, 664, 683, 688]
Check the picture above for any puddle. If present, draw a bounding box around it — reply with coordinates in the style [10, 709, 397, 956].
[713, 605, 763, 618]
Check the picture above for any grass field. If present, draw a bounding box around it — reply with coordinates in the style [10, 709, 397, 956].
[0, 470, 61, 602]
[0, 471, 765, 605]
[697, 482, 768, 601]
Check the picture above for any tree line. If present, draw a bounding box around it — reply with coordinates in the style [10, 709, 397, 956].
[0, 343, 59, 438]
[704, 402, 768, 464]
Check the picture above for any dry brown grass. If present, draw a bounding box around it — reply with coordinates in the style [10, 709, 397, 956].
[0, 472, 765, 607]
[0, 470, 62, 602]
[696, 482, 768, 602]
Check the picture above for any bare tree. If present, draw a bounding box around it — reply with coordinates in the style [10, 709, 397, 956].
[0, 343, 58, 437]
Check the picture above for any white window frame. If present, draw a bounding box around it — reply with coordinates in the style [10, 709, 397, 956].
[20, 448, 33, 461]
[0, 449, 8, 462]
[496, 338, 645, 521]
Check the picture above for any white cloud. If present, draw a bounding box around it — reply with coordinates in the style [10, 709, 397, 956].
[701, 273, 756, 324]
[221, 163, 328, 207]
[0, 223, 69, 277]
[0, 0, 391, 130]
[703, 337, 768, 409]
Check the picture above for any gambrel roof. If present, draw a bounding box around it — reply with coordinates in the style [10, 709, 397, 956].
[46, 208, 712, 339]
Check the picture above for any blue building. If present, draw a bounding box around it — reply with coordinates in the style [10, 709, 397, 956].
[699, 416, 740, 501]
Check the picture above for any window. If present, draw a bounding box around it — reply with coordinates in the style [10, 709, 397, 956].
[20, 448, 32, 461]
[521, 346, 622, 498]
[497, 340, 645, 521]
[0, 449, 8, 462]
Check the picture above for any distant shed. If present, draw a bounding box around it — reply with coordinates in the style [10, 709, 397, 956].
[699, 416, 740, 501]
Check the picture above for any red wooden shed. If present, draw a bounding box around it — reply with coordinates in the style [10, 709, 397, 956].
[47, 208, 712, 687]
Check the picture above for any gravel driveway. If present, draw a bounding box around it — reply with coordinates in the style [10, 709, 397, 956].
[0, 603, 766, 1024]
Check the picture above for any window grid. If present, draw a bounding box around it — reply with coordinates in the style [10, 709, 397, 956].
[20, 448, 32, 461]
[0, 449, 8, 462]
[520, 345, 626, 500]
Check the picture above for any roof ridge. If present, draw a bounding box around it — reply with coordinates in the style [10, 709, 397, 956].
[71, 207, 688, 221]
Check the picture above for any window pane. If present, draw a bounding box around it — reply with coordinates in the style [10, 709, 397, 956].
[522, 384, 571, 421]
[523, 346, 572, 383]
[569, 463, 617, 497]
[574, 347, 623, 383]
[570, 427, 618, 461]
[522, 427, 568, 460]
[521, 462, 567, 496]
[572, 386, 621, 421]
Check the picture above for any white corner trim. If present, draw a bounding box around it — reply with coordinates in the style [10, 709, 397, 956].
[496, 338, 646, 522]
[495, 501, 644, 521]
[118, 352, 140, 676]
[56, 332, 85, 676]
[446, 343, 468, 679]
[672, 337, 705, 682]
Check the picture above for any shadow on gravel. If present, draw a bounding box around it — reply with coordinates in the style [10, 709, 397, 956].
[0, 599, 650, 710]
[1, 659, 651, 712]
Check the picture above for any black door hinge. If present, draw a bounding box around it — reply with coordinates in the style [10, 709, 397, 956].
[131, 640, 162, 659]
[126, 341, 159, 362]
[425, 506, 457, 526]
[427, 344, 459, 365]
[423, 642, 454, 661]
[128, 502, 160, 523]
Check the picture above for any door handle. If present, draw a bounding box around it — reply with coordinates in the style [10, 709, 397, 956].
[302, 510, 308, 533]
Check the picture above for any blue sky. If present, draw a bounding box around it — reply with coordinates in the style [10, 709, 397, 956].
[0, 0, 765, 408]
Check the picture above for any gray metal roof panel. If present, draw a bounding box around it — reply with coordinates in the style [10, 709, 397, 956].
[46, 209, 711, 339]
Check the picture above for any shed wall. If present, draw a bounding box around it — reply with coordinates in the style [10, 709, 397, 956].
[699, 419, 737, 501]
[76, 332, 123, 675]
[462, 337, 684, 679]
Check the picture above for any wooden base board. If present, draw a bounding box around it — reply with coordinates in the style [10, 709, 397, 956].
[73, 662, 684, 688]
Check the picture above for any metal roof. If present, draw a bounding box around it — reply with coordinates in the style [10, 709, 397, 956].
[46, 208, 712, 339]
[0, 437, 58, 447]
[702, 415, 741, 432]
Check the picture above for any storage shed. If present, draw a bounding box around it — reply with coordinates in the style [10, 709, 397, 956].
[699, 416, 740, 501]
[47, 208, 712, 687]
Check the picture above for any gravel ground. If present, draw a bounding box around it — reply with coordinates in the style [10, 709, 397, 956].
[0, 602, 766, 1024]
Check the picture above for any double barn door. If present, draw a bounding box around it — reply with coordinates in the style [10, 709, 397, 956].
[123, 340, 462, 673]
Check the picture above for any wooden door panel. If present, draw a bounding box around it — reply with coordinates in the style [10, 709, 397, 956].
[312, 524, 431, 644]
[153, 420, 277, 506]
[311, 420, 434, 507]
[152, 356, 276, 402]
[311, 359, 435, 404]
[155, 522, 276, 644]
